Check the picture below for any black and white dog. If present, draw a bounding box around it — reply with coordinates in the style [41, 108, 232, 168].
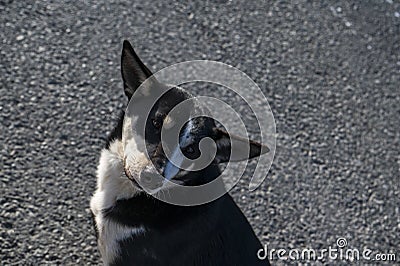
[90, 40, 271, 266]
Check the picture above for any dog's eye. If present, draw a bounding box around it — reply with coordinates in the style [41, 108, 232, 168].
[152, 119, 162, 129]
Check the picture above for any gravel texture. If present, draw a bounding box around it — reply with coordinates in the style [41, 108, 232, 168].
[1, 0, 399, 265]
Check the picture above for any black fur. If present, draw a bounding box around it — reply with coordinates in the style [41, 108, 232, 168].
[107, 193, 269, 266]
[105, 110, 124, 149]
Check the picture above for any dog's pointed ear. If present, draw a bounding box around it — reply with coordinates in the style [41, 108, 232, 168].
[212, 128, 269, 164]
[121, 40, 153, 99]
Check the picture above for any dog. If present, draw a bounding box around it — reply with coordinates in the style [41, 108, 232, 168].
[90, 40, 271, 266]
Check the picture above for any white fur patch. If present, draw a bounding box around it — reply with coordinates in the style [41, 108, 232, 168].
[90, 140, 145, 265]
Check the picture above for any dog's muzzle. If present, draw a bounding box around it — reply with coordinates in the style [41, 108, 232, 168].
[123, 167, 142, 190]
[139, 165, 164, 191]
[124, 161, 165, 193]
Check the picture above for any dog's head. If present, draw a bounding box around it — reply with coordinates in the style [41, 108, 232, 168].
[120, 40, 269, 194]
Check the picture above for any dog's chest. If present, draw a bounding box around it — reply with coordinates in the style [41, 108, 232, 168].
[90, 140, 143, 264]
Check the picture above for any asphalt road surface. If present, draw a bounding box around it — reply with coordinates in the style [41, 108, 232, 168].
[1, 0, 399, 265]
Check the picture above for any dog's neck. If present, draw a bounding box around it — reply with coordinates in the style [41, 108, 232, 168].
[102, 165, 225, 228]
